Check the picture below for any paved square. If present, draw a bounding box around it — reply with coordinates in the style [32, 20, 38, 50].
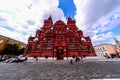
[0, 61, 120, 80]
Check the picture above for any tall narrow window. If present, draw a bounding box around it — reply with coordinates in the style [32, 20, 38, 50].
[58, 36, 62, 41]
[87, 46, 92, 54]
[70, 40, 74, 48]
[47, 40, 51, 48]
[27, 46, 32, 54]
[79, 44, 83, 49]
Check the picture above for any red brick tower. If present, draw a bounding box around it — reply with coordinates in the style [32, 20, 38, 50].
[23, 16, 96, 60]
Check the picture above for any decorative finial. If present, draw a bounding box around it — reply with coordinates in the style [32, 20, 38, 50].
[48, 14, 52, 21]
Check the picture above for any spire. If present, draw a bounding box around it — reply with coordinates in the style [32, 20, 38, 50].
[68, 16, 72, 21]
[47, 15, 53, 25]
[48, 14, 52, 21]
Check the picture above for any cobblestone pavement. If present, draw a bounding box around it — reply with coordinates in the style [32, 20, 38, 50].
[0, 61, 120, 80]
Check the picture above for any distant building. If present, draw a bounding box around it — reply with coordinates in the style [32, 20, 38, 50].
[114, 38, 120, 55]
[94, 44, 117, 58]
[23, 16, 96, 60]
[0, 35, 26, 53]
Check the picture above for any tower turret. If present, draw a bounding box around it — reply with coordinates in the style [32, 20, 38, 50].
[67, 16, 77, 31]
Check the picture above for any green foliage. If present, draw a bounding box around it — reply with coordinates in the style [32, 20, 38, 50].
[18, 47, 25, 55]
[1, 43, 25, 55]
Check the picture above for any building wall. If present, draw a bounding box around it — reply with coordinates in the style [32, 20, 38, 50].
[94, 45, 106, 57]
[0, 37, 8, 52]
[94, 44, 117, 58]
[23, 16, 96, 60]
[114, 38, 120, 54]
[105, 45, 116, 55]
[0, 35, 26, 53]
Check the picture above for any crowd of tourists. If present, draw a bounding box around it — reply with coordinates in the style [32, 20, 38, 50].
[0, 55, 27, 63]
[0, 55, 85, 64]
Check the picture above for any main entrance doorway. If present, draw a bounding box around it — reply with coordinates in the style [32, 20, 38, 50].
[57, 50, 63, 60]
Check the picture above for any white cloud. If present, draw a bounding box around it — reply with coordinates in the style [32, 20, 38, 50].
[74, 0, 120, 45]
[91, 32, 114, 45]
[0, 0, 66, 43]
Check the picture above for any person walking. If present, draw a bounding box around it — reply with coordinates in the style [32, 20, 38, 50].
[75, 56, 80, 62]
[24, 56, 28, 64]
[70, 59, 73, 65]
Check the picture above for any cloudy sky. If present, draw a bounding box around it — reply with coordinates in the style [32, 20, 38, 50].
[0, 0, 120, 46]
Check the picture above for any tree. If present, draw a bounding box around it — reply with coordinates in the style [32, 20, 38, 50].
[18, 47, 25, 55]
[1, 43, 18, 55]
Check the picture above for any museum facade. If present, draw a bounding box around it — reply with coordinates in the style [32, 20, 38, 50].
[23, 16, 96, 60]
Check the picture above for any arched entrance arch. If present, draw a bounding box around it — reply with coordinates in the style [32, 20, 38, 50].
[57, 49, 64, 60]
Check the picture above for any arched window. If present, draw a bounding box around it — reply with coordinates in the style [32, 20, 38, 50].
[36, 44, 40, 51]
[87, 46, 92, 54]
[79, 44, 83, 49]
[46, 40, 51, 48]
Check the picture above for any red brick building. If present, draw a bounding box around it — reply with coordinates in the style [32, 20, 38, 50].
[23, 16, 96, 60]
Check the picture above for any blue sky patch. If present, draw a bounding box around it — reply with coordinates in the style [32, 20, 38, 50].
[27, 20, 35, 25]
[58, 0, 76, 19]
[112, 24, 120, 35]
[0, 25, 14, 31]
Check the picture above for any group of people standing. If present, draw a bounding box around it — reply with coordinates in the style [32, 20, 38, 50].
[70, 56, 84, 65]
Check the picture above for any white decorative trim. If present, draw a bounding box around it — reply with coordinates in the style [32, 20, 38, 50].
[85, 56, 102, 59]
[34, 37, 38, 41]
[27, 57, 33, 59]
[38, 57, 54, 60]
[64, 57, 75, 60]
[64, 57, 68, 60]
[53, 57, 57, 60]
